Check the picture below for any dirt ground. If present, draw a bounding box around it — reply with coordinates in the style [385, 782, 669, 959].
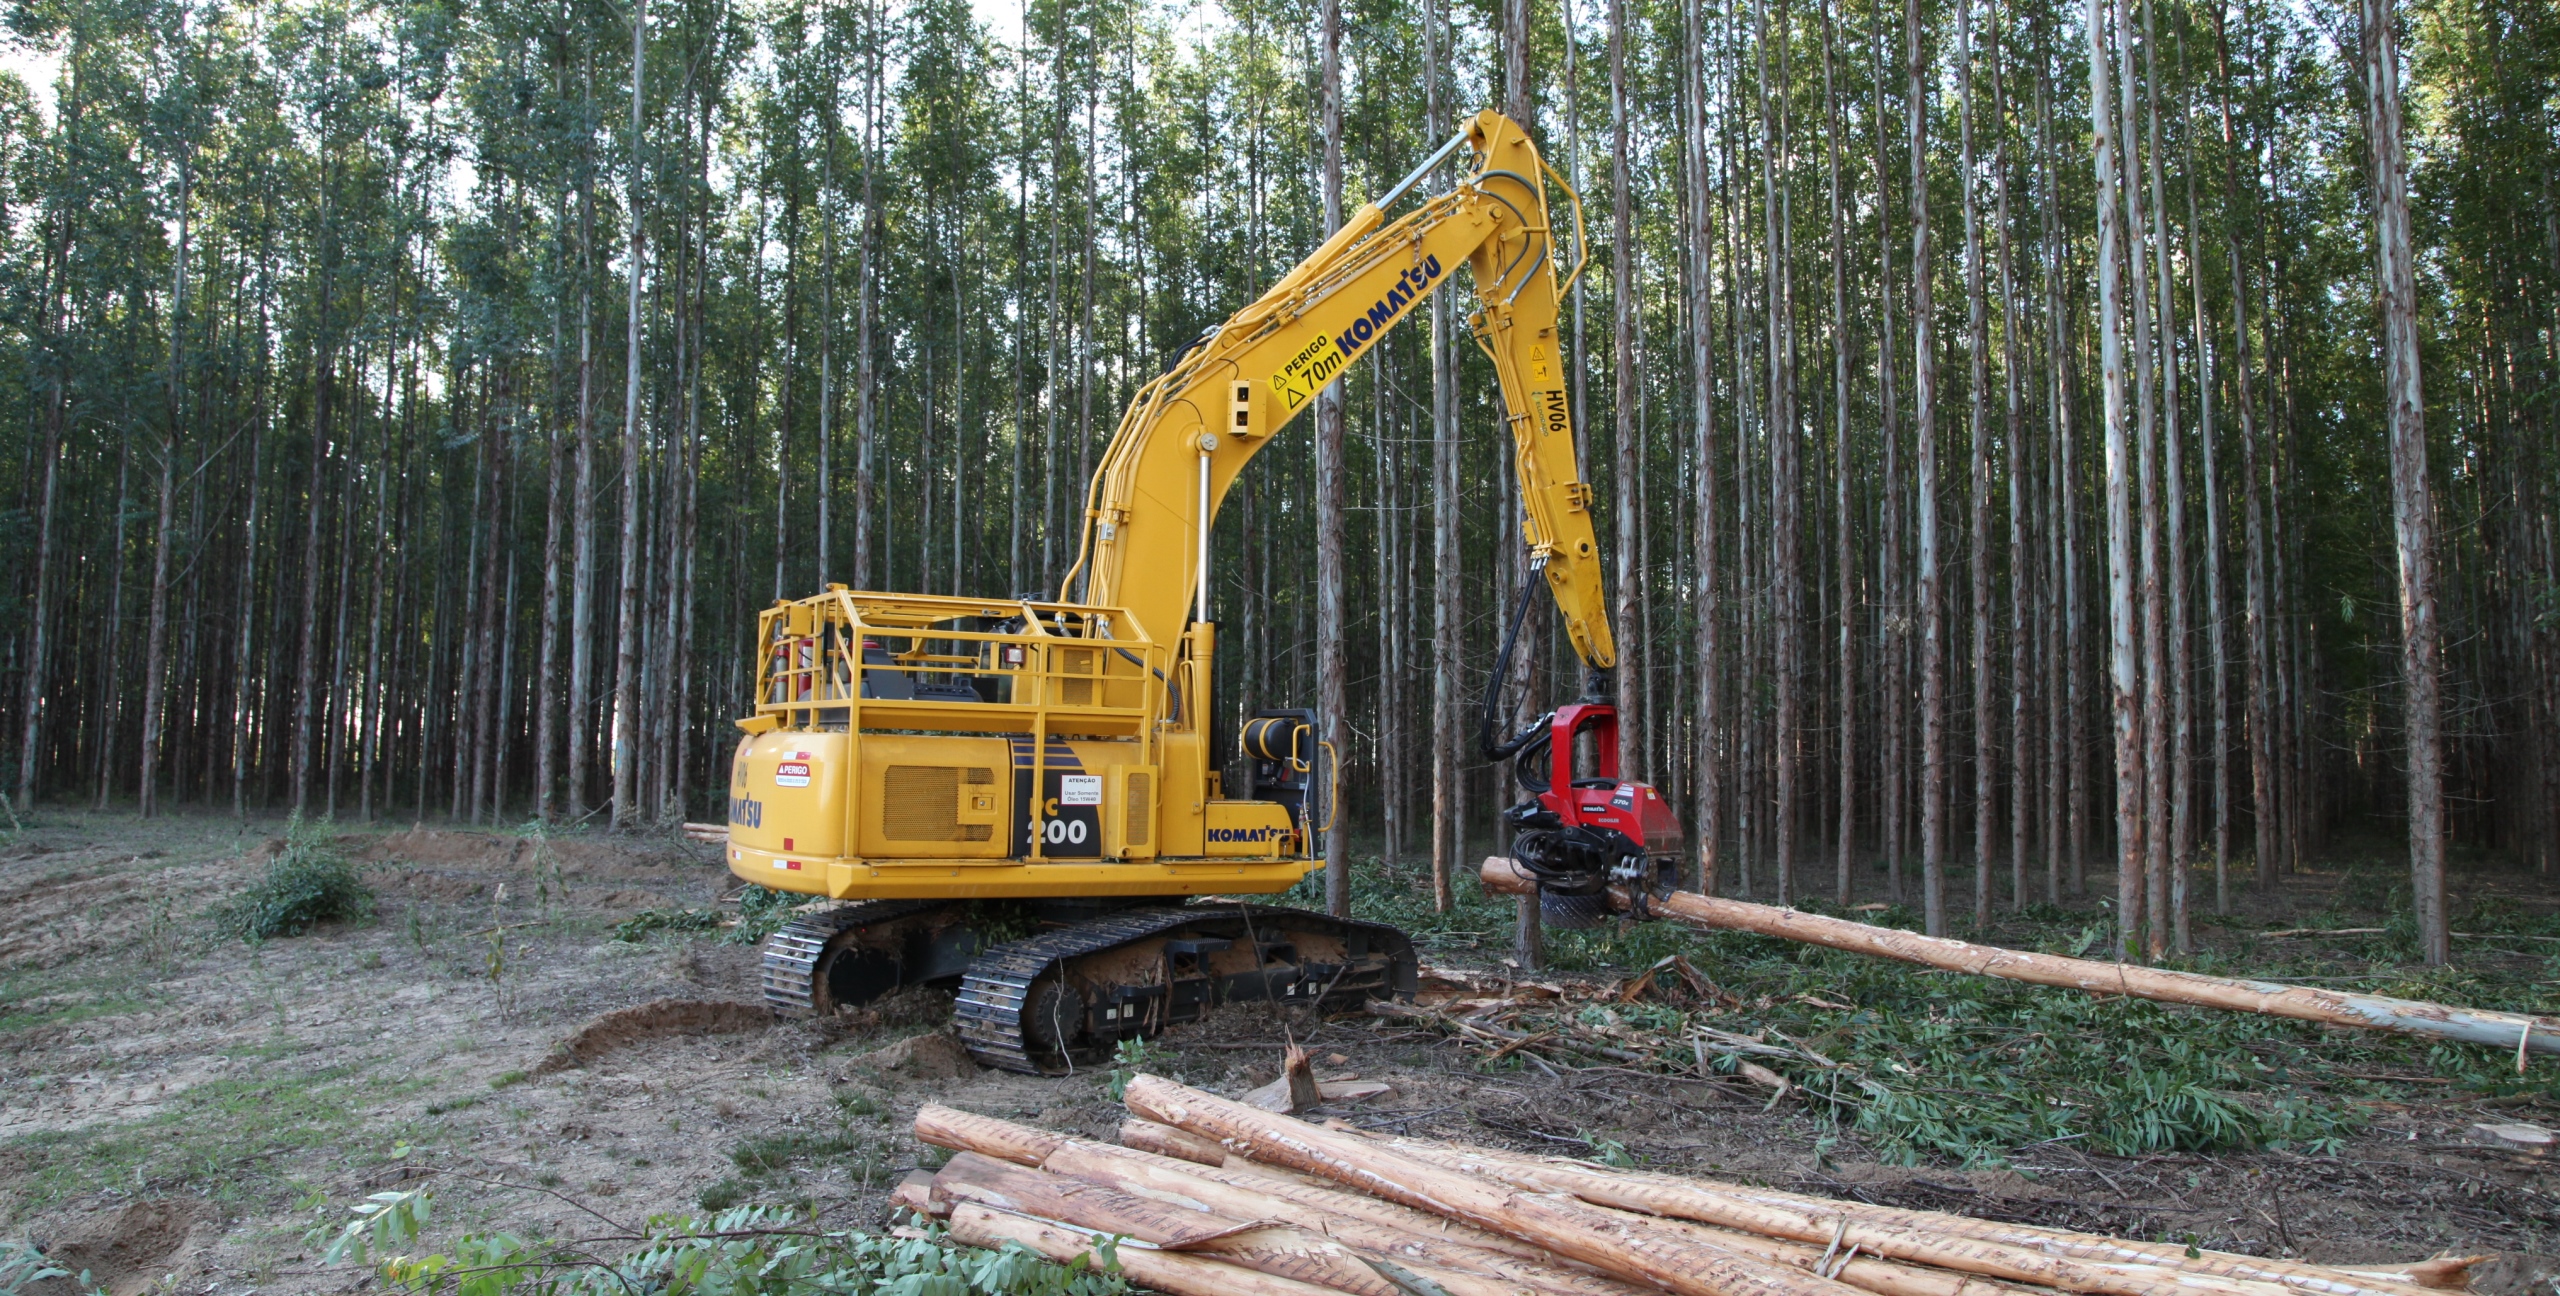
[1, 813, 2553, 1296]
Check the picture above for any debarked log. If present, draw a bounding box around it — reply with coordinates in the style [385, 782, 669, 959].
[1475, 860, 2560, 1059]
[944, 1202, 1349, 1296]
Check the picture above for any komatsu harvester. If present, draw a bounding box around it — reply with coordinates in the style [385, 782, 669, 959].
[725, 111, 1682, 1072]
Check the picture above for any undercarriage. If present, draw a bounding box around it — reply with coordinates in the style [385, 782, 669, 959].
[760, 898, 1417, 1073]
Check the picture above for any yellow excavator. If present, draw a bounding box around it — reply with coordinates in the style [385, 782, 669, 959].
[724, 110, 1682, 1072]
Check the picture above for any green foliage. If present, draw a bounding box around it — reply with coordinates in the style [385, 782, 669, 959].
[316, 1188, 433, 1266]
[727, 1130, 874, 1176]
[696, 1178, 750, 1212]
[1327, 861, 2555, 1165]
[0, 1241, 75, 1296]
[312, 1187, 1127, 1296]
[1586, 1135, 1638, 1168]
[7, 1064, 389, 1211]
[720, 886, 814, 946]
[1106, 1036, 1167, 1103]
[217, 815, 374, 941]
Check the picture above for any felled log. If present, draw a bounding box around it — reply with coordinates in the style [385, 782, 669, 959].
[1122, 1117, 1230, 1166]
[1053, 1134, 1652, 1296]
[2335, 1260, 2488, 1291]
[1476, 861, 2560, 1059]
[922, 1106, 1654, 1296]
[934, 1151, 1399, 1295]
[1264, 1128, 2048, 1296]
[1123, 1074, 1891, 1296]
[944, 1202, 1346, 1296]
[915, 1103, 1065, 1165]
[1367, 1129, 2433, 1296]
[934, 1106, 1615, 1272]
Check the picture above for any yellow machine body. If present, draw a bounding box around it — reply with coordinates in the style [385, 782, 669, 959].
[724, 590, 1313, 898]
[727, 110, 1613, 903]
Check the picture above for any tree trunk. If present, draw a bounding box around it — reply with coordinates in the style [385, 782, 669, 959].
[2110, 0, 2165, 959]
[291, 358, 332, 817]
[537, 265, 567, 822]
[231, 367, 263, 817]
[856, 6, 881, 589]
[2140, 0, 2192, 954]
[816, 113, 837, 589]
[17, 98, 75, 815]
[1684, 0, 1723, 898]
[1317, 0, 1348, 918]
[2361, 0, 2446, 964]
[1824, 0, 1855, 905]
[1992, 0, 2027, 911]
[1504, 0, 1542, 962]
[1757, 0, 1800, 906]
[1908, 0, 1947, 936]
[2089, 0, 2145, 962]
[1871, 11, 1903, 904]
[1429, 0, 1460, 914]
[569, 71, 600, 824]
[2037, 54, 2074, 904]
[612, 0, 648, 830]
[2180, 19, 2230, 916]
[1958, 0, 1993, 926]
[140, 152, 189, 818]
[1612, 0, 1643, 788]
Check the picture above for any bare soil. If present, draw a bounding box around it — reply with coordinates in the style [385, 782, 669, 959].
[0, 813, 2552, 1296]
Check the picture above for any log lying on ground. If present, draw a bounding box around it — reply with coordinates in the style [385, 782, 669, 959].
[1122, 1116, 1230, 1166]
[1063, 1131, 1656, 1295]
[915, 1095, 2460, 1296]
[2335, 1261, 2489, 1292]
[1357, 1126, 2437, 1296]
[1129, 1124, 2049, 1296]
[914, 1102, 1064, 1165]
[935, 1150, 1400, 1295]
[925, 1105, 1644, 1291]
[916, 1107, 1657, 1296]
[1125, 1074, 1951, 1296]
[1478, 859, 2560, 1058]
[945, 1202, 1346, 1296]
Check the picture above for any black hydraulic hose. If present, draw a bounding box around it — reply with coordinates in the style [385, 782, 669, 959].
[1477, 566, 1553, 764]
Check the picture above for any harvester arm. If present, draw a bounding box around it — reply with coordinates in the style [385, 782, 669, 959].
[1066, 110, 1614, 673]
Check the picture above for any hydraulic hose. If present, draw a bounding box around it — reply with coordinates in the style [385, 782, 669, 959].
[1477, 565, 1553, 764]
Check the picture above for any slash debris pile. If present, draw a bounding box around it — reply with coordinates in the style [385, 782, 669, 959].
[896, 1077, 2485, 1296]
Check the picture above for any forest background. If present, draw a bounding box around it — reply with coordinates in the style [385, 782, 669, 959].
[1, 0, 2553, 965]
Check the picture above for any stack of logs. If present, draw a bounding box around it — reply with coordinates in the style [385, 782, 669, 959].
[898, 1075, 2480, 1296]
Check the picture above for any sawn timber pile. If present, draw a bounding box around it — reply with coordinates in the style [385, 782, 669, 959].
[898, 1078, 2487, 1296]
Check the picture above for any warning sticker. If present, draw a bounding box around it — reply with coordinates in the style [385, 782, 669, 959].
[774, 761, 812, 788]
[1268, 333, 1346, 414]
[1060, 774, 1103, 807]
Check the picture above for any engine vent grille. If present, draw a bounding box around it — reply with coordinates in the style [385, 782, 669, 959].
[881, 765, 994, 841]
[1124, 772, 1152, 848]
